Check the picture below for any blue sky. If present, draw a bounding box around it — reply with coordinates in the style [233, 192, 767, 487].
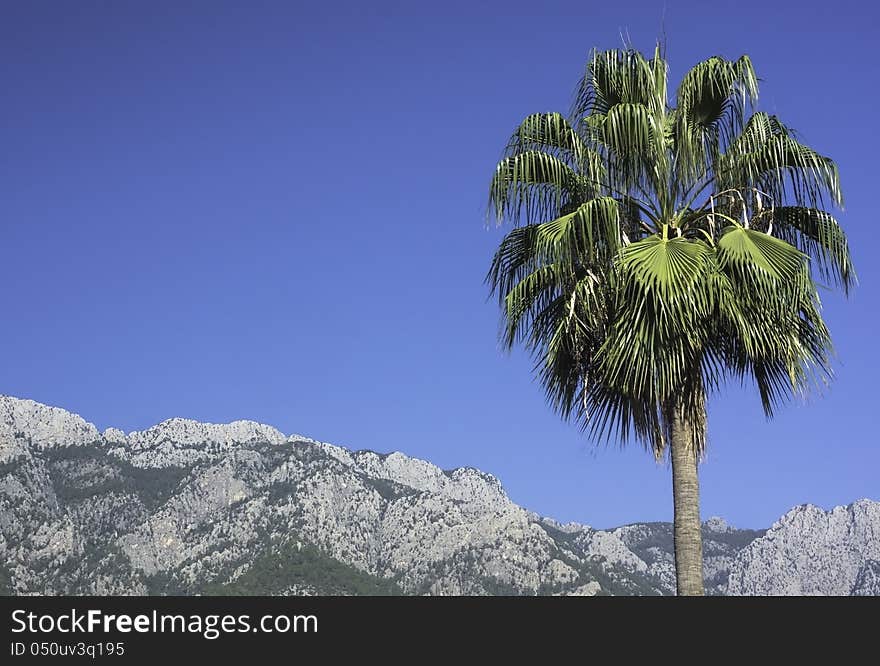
[2, 1, 876, 528]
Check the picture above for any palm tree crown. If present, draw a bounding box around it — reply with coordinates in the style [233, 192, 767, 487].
[487, 47, 854, 456]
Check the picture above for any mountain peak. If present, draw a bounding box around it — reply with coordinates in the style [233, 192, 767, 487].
[0, 395, 99, 449]
[127, 416, 287, 449]
[704, 516, 733, 533]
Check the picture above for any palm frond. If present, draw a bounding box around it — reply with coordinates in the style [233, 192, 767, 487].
[533, 197, 622, 267]
[673, 55, 758, 184]
[572, 48, 663, 120]
[487, 197, 621, 297]
[599, 235, 714, 401]
[711, 232, 833, 416]
[505, 112, 603, 179]
[600, 103, 666, 197]
[772, 206, 856, 292]
[489, 151, 583, 225]
[718, 113, 842, 207]
[716, 224, 807, 281]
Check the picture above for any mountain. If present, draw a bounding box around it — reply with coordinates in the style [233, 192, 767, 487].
[727, 502, 880, 595]
[0, 396, 875, 596]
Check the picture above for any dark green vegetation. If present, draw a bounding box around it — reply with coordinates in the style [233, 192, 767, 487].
[363, 476, 417, 502]
[486, 46, 853, 594]
[42, 443, 190, 510]
[0, 563, 12, 596]
[617, 522, 765, 556]
[201, 539, 402, 596]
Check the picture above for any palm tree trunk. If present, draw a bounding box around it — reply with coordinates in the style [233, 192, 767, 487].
[670, 408, 704, 596]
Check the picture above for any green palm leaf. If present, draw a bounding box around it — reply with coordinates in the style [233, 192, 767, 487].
[716, 225, 806, 280]
[573, 48, 666, 119]
[591, 236, 716, 433]
[773, 206, 856, 291]
[673, 55, 758, 183]
[506, 112, 602, 177]
[718, 114, 842, 207]
[489, 150, 584, 225]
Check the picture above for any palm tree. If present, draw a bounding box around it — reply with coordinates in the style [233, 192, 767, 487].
[486, 47, 854, 595]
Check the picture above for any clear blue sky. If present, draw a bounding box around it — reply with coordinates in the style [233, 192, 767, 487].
[2, 1, 876, 529]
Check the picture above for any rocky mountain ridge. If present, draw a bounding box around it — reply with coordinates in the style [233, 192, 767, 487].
[1, 396, 876, 595]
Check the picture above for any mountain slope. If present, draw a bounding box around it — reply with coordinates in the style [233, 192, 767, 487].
[726, 500, 880, 595]
[0, 396, 875, 595]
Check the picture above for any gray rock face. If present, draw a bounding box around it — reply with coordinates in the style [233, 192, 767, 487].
[851, 560, 880, 596]
[0, 396, 875, 596]
[611, 519, 767, 594]
[1, 398, 99, 456]
[726, 501, 880, 595]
